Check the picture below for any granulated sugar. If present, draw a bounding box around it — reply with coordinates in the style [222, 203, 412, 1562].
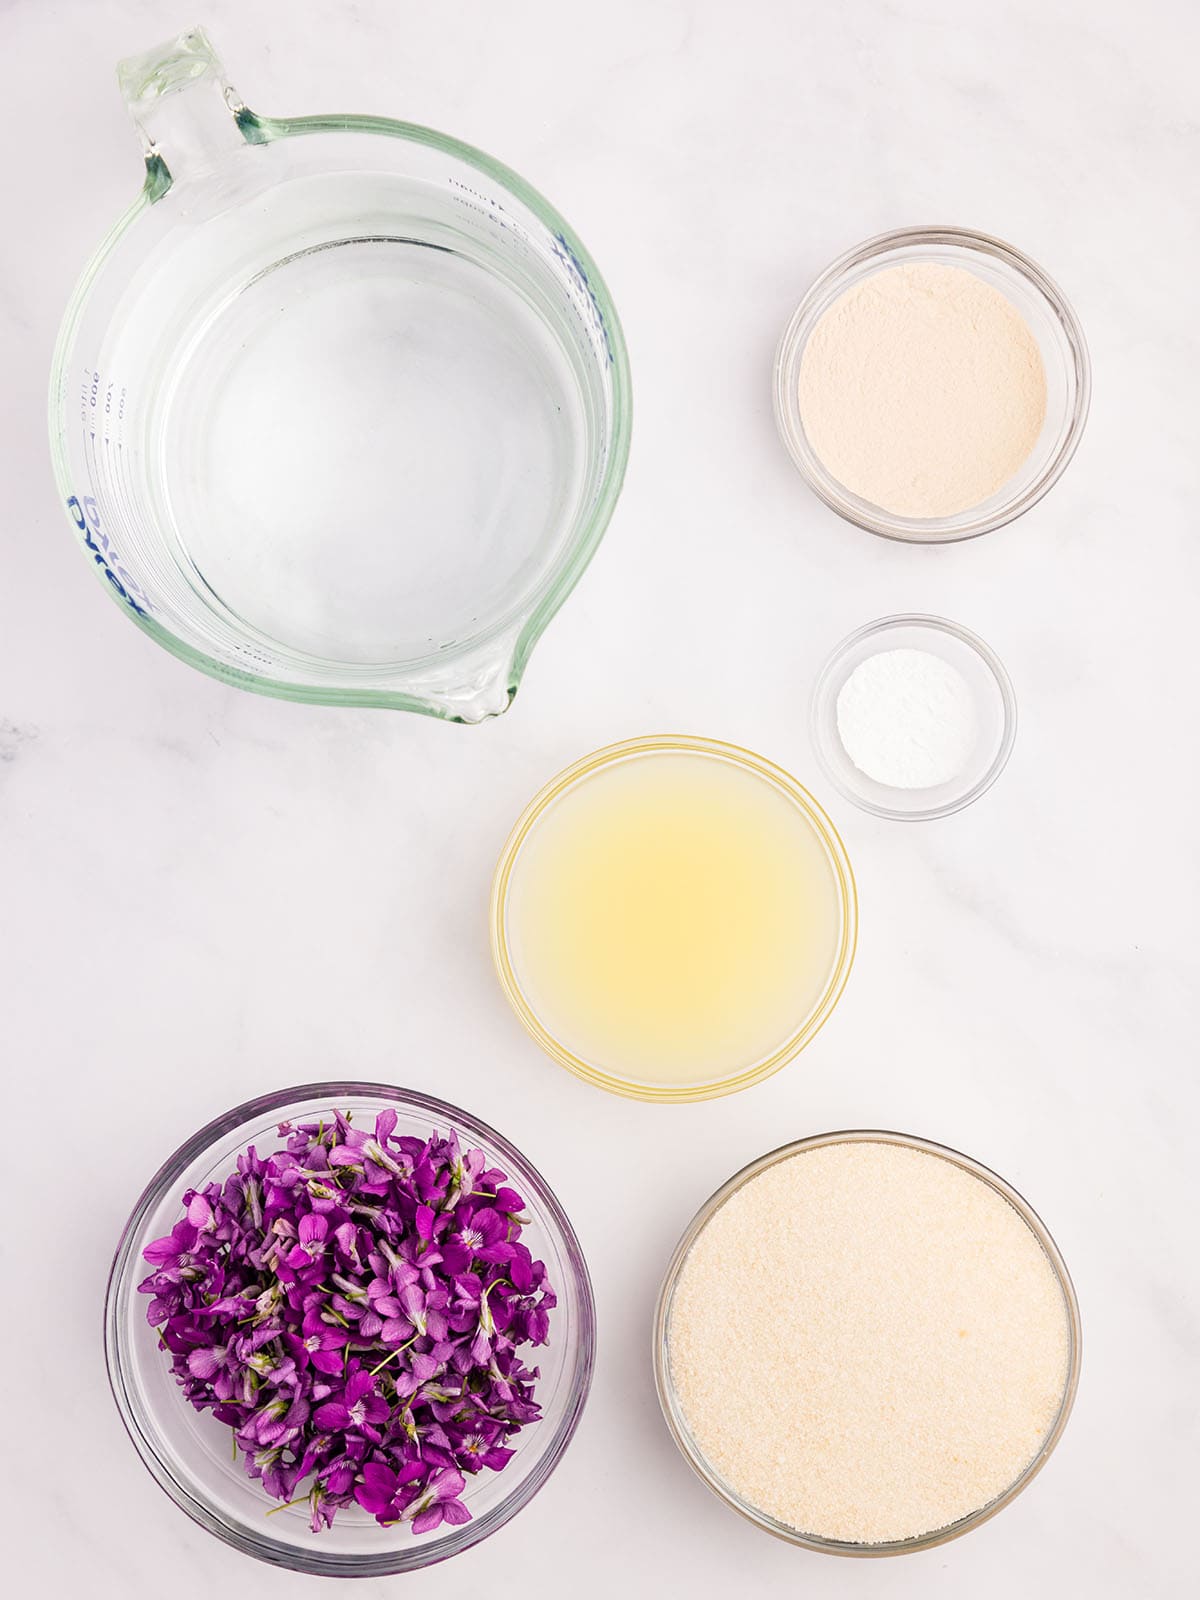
[667, 1140, 1070, 1545]
[798, 262, 1046, 519]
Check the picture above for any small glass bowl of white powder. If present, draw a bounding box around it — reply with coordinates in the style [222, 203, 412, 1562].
[773, 226, 1090, 542]
[811, 614, 1016, 820]
[654, 1131, 1080, 1557]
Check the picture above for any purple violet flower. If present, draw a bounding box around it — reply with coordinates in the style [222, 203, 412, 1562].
[142, 1219, 201, 1281]
[410, 1468, 471, 1535]
[286, 1213, 330, 1269]
[313, 1368, 390, 1437]
[298, 1308, 350, 1375]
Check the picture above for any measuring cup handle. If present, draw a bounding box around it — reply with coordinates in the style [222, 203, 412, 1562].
[117, 27, 260, 199]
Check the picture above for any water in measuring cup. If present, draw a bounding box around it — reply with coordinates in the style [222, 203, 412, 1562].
[154, 234, 587, 665]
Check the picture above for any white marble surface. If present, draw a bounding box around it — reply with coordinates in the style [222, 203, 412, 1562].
[3, 1, 1197, 1594]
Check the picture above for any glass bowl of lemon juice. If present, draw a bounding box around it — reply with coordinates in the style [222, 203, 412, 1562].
[490, 737, 857, 1102]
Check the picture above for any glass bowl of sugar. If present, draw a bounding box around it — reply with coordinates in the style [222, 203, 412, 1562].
[811, 614, 1017, 820]
[773, 226, 1090, 542]
[653, 1130, 1080, 1557]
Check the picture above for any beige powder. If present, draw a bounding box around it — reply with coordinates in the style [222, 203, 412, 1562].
[798, 262, 1047, 519]
[667, 1140, 1071, 1545]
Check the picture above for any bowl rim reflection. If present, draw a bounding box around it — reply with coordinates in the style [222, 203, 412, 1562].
[104, 1081, 596, 1576]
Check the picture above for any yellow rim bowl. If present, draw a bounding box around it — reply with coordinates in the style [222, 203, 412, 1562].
[489, 735, 858, 1102]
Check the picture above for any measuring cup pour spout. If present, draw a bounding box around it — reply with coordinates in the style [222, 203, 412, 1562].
[117, 27, 259, 200]
[403, 625, 528, 723]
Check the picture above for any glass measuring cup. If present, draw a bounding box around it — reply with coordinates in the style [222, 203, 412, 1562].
[49, 30, 631, 720]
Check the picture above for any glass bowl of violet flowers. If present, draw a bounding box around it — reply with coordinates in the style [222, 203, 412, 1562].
[104, 1082, 595, 1576]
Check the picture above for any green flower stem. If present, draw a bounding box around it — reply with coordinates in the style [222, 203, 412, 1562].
[370, 1335, 417, 1376]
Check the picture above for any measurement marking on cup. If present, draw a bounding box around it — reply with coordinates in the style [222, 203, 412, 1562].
[69, 389, 150, 617]
[67, 491, 148, 616]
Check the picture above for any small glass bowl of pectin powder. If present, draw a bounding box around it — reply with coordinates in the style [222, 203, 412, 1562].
[654, 1132, 1080, 1556]
[811, 614, 1017, 820]
[774, 227, 1090, 542]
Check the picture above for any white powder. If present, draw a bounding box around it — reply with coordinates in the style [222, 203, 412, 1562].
[836, 647, 975, 789]
[798, 262, 1046, 519]
[668, 1141, 1071, 1546]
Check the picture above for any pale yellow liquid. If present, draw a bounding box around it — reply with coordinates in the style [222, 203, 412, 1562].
[503, 750, 845, 1089]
